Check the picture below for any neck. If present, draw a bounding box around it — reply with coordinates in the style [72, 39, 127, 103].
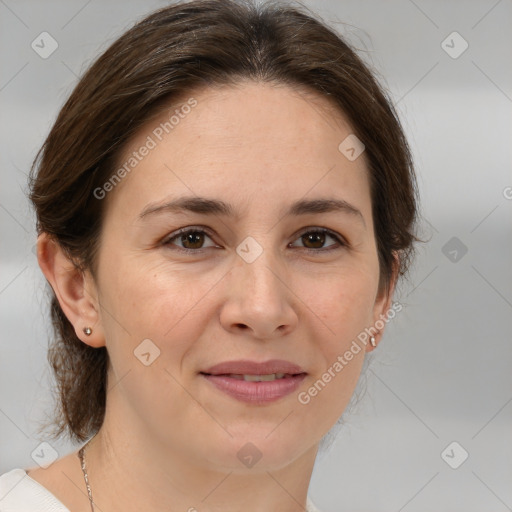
[83, 392, 319, 512]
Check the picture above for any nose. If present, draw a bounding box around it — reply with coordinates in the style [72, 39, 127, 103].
[219, 248, 299, 340]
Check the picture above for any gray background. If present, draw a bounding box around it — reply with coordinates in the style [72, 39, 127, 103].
[1, 1, 511, 511]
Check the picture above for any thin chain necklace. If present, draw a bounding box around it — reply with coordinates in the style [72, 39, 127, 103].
[78, 440, 95, 512]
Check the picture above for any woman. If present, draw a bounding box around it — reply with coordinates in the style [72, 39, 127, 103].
[0, 0, 418, 510]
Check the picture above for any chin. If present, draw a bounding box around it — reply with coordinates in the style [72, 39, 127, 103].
[199, 427, 311, 473]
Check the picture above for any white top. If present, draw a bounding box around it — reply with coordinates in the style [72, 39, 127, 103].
[0, 468, 323, 511]
[0, 469, 70, 511]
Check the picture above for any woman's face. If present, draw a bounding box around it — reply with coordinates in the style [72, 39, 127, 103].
[90, 80, 392, 471]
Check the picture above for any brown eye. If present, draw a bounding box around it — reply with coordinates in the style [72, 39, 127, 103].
[163, 228, 217, 252]
[302, 231, 326, 249]
[179, 231, 205, 249]
[290, 228, 345, 252]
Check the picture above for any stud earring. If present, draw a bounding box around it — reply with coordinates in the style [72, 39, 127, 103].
[370, 336, 377, 347]
[83, 327, 93, 336]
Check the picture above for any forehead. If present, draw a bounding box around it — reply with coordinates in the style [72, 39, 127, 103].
[101, 81, 370, 223]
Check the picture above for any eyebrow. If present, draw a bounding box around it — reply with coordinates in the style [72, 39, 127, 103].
[138, 196, 366, 227]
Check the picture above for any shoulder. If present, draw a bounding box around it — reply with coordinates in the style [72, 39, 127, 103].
[1, 467, 323, 512]
[0, 468, 71, 512]
[306, 495, 324, 512]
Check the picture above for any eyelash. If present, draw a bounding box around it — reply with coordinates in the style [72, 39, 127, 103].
[161, 226, 347, 254]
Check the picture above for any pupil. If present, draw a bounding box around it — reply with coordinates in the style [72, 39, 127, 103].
[183, 232, 203, 249]
[304, 232, 324, 248]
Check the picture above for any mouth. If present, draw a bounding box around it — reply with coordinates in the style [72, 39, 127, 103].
[201, 358, 306, 376]
[199, 360, 307, 403]
[200, 372, 303, 382]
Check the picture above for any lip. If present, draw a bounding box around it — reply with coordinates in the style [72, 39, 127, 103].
[200, 359, 307, 404]
[202, 359, 306, 375]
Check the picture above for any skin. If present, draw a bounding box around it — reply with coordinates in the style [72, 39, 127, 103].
[30, 80, 396, 512]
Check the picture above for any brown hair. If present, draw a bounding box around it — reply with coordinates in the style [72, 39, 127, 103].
[28, 0, 418, 444]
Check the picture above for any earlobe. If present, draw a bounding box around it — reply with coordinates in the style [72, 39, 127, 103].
[366, 251, 400, 352]
[36, 232, 105, 348]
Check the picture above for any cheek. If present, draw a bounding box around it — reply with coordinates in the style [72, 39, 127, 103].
[295, 271, 375, 429]
[299, 266, 376, 394]
[305, 265, 379, 345]
[99, 254, 217, 362]
[96, 258, 213, 429]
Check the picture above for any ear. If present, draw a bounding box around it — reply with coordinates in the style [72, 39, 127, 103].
[36, 232, 105, 348]
[366, 251, 399, 353]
